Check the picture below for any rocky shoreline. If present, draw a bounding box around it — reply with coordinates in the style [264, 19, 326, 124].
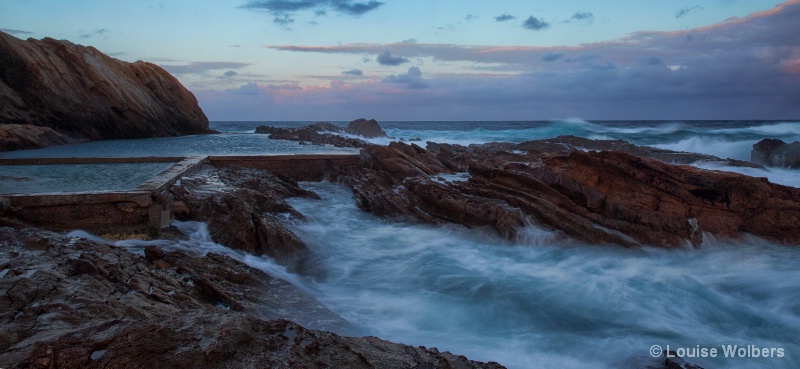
[5, 117, 800, 367]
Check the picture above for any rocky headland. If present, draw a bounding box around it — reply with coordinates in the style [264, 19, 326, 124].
[0, 31, 213, 151]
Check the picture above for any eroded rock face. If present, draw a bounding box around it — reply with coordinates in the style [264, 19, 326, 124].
[751, 138, 800, 168]
[170, 166, 324, 276]
[0, 226, 504, 369]
[0, 31, 212, 151]
[341, 141, 800, 247]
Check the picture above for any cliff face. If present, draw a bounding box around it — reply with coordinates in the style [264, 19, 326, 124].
[0, 31, 212, 151]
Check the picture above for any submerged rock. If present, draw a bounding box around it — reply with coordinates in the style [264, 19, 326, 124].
[0, 226, 503, 369]
[0, 31, 213, 151]
[751, 138, 800, 168]
[341, 141, 800, 247]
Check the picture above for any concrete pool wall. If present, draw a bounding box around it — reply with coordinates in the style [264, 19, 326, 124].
[0, 154, 361, 234]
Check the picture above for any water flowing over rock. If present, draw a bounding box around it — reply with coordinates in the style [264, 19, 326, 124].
[0, 226, 504, 369]
[751, 138, 800, 168]
[170, 166, 324, 276]
[255, 118, 386, 147]
[340, 141, 800, 247]
[0, 31, 213, 151]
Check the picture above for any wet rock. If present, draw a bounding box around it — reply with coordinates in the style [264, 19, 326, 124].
[751, 138, 800, 168]
[342, 141, 800, 247]
[170, 166, 325, 276]
[256, 118, 386, 147]
[0, 226, 503, 369]
[0, 31, 213, 151]
[345, 118, 387, 138]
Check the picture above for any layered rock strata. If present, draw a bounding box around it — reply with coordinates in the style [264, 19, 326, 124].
[340, 141, 800, 247]
[0, 31, 213, 151]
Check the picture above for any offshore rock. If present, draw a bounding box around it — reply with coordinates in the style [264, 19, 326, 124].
[256, 118, 386, 147]
[343, 141, 800, 247]
[0, 31, 212, 151]
[751, 138, 800, 168]
[0, 226, 504, 369]
[170, 166, 324, 276]
[345, 118, 387, 138]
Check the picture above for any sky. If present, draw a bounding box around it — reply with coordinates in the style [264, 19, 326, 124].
[1, 0, 799, 121]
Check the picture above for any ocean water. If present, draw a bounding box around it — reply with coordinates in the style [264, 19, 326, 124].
[9, 119, 800, 368]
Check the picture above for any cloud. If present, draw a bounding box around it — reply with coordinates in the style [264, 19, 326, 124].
[495, 14, 516, 22]
[542, 52, 564, 62]
[79, 29, 110, 39]
[568, 11, 594, 23]
[0, 28, 34, 35]
[465, 14, 478, 21]
[676, 5, 704, 18]
[342, 69, 363, 75]
[242, 0, 384, 25]
[236, 82, 262, 95]
[382, 66, 427, 89]
[221, 70, 239, 78]
[522, 16, 549, 30]
[161, 62, 251, 75]
[208, 1, 800, 120]
[376, 51, 410, 66]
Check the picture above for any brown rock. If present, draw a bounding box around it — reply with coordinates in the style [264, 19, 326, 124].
[0, 226, 503, 368]
[170, 166, 324, 276]
[0, 124, 74, 151]
[341, 141, 800, 247]
[0, 31, 213, 151]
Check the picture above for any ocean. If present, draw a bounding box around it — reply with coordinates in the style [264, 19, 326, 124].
[6, 120, 800, 368]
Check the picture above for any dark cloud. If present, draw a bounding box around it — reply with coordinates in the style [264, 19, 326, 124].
[465, 14, 478, 21]
[221, 70, 239, 78]
[242, 0, 384, 25]
[161, 62, 250, 75]
[568, 11, 594, 22]
[522, 16, 549, 30]
[376, 51, 410, 66]
[79, 29, 110, 39]
[401, 38, 417, 44]
[542, 52, 564, 62]
[332, 0, 383, 15]
[342, 69, 363, 75]
[382, 66, 427, 89]
[675, 5, 703, 18]
[0, 28, 34, 35]
[495, 14, 516, 22]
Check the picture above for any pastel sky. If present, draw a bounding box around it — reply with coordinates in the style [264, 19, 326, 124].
[2, 0, 799, 121]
